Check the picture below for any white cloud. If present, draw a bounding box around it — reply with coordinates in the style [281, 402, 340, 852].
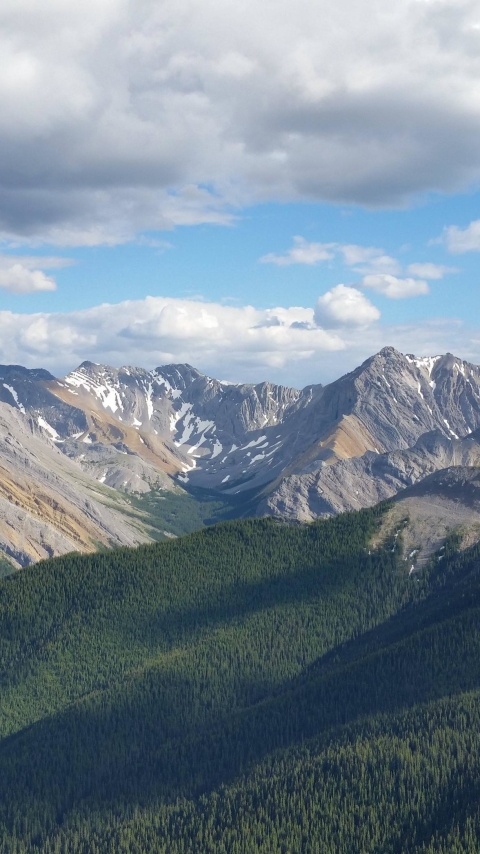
[0, 1, 479, 243]
[0, 295, 345, 380]
[260, 239, 401, 273]
[314, 284, 380, 328]
[260, 237, 336, 266]
[0, 263, 56, 293]
[339, 245, 401, 275]
[362, 274, 429, 299]
[0, 254, 73, 271]
[406, 262, 456, 279]
[0, 294, 479, 387]
[340, 245, 383, 266]
[260, 239, 444, 293]
[441, 220, 480, 253]
[0, 253, 71, 293]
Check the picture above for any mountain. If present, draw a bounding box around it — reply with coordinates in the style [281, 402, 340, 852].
[42, 348, 480, 494]
[1, 505, 480, 851]
[0, 398, 160, 568]
[1, 346, 480, 565]
[260, 427, 480, 520]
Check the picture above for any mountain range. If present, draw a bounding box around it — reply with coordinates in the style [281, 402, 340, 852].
[2, 345, 480, 566]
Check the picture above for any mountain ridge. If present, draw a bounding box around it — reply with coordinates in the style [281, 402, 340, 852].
[1, 505, 480, 850]
[1, 345, 480, 565]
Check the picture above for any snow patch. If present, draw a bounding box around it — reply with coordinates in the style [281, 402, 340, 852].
[153, 371, 181, 398]
[242, 435, 267, 450]
[174, 409, 195, 446]
[249, 452, 266, 464]
[187, 422, 215, 454]
[406, 354, 441, 376]
[210, 440, 223, 459]
[443, 418, 459, 439]
[64, 370, 123, 414]
[37, 416, 60, 441]
[146, 384, 154, 419]
[3, 384, 25, 414]
[171, 402, 192, 442]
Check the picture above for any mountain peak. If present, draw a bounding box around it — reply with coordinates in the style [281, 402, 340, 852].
[378, 346, 404, 358]
[77, 360, 102, 371]
[2, 347, 480, 565]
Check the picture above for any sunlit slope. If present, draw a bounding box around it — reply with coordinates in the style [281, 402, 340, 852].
[0, 506, 480, 851]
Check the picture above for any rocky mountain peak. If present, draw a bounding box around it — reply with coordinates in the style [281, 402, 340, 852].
[0, 364, 55, 382]
[2, 346, 480, 566]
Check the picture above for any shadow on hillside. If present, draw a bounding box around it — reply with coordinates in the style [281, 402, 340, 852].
[1, 553, 480, 841]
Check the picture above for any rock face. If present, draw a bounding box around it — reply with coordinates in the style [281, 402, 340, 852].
[378, 465, 480, 570]
[259, 429, 480, 521]
[45, 361, 316, 493]
[0, 401, 155, 568]
[44, 347, 480, 495]
[1, 346, 480, 565]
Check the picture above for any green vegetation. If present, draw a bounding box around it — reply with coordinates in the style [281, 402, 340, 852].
[126, 483, 260, 539]
[0, 503, 480, 851]
[0, 555, 14, 578]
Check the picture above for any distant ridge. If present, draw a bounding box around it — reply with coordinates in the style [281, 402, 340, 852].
[1, 346, 480, 564]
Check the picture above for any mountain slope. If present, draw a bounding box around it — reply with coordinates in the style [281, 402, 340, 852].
[0, 399, 164, 567]
[260, 428, 480, 520]
[1, 506, 480, 851]
[47, 348, 480, 495]
[1, 347, 480, 564]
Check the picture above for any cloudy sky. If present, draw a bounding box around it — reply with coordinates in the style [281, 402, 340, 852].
[1, 0, 480, 385]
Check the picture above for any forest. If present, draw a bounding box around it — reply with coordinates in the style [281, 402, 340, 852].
[0, 502, 480, 852]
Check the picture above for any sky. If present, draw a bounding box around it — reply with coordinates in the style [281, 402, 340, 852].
[1, 0, 480, 387]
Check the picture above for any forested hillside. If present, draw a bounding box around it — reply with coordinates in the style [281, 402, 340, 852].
[0, 505, 480, 852]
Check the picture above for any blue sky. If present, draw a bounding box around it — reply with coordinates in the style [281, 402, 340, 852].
[0, 0, 480, 386]
[7, 194, 478, 323]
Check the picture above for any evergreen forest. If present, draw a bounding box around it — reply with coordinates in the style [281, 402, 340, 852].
[0, 503, 480, 852]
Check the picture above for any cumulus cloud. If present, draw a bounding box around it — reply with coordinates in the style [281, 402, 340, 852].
[0, 295, 345, 381]
[259, 239, 401, 273]
[0, 253, 72, 293]
[441, 220, 480, 253]
[0, 1, 479, 243]
[0, 294, 478, 387]
[314, 284, 380, 328]
[0, 264, 56, 293]
[260, 237, 336, 266]
[259, 238, 447, 297]
[362, 274, 429, 299]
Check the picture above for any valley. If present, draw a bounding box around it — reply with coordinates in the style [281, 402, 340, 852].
[1, 346, 480, 567]
[1, 348, 480, 850]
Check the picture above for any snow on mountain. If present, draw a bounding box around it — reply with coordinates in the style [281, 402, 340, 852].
[1, 346, 480, 563]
